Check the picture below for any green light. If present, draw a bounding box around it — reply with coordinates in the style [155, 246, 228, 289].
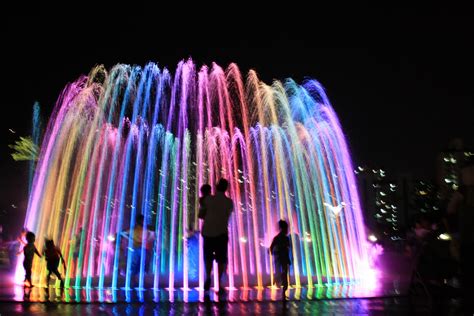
[9, 136, 39, 161]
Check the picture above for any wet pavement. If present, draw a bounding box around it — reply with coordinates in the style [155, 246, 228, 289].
[0, 249, 463, 315]
[3, 284, 401, 303]
[0, 297, 421, 315]
[0, 279, 444, 315]
[0, 271, 422, 315]
[0, 250, 410, 304]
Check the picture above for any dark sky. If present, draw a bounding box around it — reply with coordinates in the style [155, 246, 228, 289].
[1, 4, 472, 233]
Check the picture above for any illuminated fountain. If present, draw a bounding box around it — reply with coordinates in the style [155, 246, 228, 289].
[18, 59, 372, 290]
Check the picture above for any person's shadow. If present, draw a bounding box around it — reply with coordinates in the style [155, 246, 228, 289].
[217, 289, 227, 302]
[202, 292, 227, 316]
[23, 286, 31, 301]
[44, 287, 50, 302]
[202, 293, 212, 314]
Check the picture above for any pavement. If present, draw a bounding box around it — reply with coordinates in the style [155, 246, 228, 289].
[0, 248, 464, 315]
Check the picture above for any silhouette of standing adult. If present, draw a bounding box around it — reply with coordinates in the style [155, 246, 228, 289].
[199, 179, 233, 292]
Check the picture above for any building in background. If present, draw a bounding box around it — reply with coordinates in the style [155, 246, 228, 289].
[409, 180, 442, 224]
[355, 166, 405, 242]
[436, 138, 474, 200]
[355, 139, 473, 244]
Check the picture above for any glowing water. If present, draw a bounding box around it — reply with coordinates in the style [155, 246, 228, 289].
[18, 60, 370, 290]
[29, 101, 42, 193]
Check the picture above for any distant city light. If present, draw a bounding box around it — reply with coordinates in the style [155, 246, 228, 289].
[438, 233, 451, 241]
[107, 234, 115, 242]
[240, 237, 248, 243]
[368, 234, 377, 242]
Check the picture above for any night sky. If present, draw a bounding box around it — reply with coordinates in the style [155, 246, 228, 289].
[1, 5, 472, 235]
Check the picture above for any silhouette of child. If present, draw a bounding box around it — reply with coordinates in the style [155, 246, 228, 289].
[18, 227, 28, 246]
[198, 184, 212, 220]
[44, 239, 66, 288]
[270, 220, 291, 298]
[18, 232, 41, 287]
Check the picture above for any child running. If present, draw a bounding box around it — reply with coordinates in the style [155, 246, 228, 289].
[18, 231, 41, 287]
[44, 239, 66, 288]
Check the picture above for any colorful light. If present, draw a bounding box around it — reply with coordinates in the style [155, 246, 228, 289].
[17, 60, 372, 289]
